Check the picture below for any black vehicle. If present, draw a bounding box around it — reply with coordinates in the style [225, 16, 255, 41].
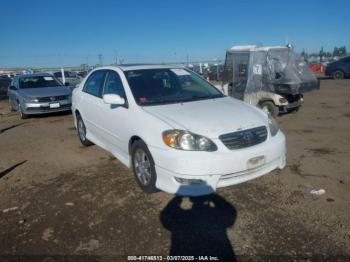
[325, 56, 350, 79]
[0, 75, 11, 98]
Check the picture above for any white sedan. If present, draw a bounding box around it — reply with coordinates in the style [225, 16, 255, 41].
[72, 65, 286, 196]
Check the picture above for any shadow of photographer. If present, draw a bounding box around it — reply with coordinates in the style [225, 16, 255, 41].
[160, 184, 237, 261]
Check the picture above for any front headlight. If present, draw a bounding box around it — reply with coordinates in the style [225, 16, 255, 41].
[268, 114, 279, 136]
[162, 130, 217, 151]
[23, 97, 38, 103]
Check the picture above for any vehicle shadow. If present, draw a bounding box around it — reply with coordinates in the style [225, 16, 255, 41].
[29, 110, 72, 118]
[160, 185, 237, 261]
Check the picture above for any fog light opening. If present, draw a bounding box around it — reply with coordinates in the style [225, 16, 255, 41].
[279, 97, 288, 103]
[174, 177, 205, 185]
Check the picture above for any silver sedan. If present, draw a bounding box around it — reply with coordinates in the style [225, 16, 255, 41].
[8, 73, 72, 119]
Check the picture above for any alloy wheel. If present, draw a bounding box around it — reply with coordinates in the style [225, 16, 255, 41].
[78, 119, 86, 141]
[134, 149, 152, 186]
[262, 105, 270, 114]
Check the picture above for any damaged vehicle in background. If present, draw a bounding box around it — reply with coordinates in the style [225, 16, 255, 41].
[72, 65, 286, 196]
[220, 45, 320, 117]
[8, 73, 72, 119]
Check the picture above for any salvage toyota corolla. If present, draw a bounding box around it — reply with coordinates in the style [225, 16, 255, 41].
[72, 65, 286, 195]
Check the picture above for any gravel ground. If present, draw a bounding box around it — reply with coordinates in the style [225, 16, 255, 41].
[0, 79, 349, 261]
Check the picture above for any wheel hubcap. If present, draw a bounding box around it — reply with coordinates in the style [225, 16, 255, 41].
[134, 149, 151, 186]
[335, 72, 342, 79]
[262, 106, 270, 114]
[78, 120, 86, 141]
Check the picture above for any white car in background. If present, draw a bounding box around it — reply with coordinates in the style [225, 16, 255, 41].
[71, 65, 286, 196]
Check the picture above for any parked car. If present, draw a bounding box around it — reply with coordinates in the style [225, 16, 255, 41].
[8, 73, 72, 119]
[72, 65, 286, 196]
[0, 75, 11, 98]
[325, 56, 350, 79]
[76, 71, 88, 78]
[53, 71, 82, 87]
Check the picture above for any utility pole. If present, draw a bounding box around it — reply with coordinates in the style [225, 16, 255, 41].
[186, 53, 189, 66]
[114, 50, 119, 65]
[98, 54, 103, 66]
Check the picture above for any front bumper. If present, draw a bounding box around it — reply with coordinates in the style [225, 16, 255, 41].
[281, 98, 303, 111]
[23, 101, 71, 115]
[150, 131, 286, 196]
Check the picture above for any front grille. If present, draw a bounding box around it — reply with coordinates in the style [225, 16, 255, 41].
[37, 95, 69, 102]
[26, 104, 71, 111]
[219, 126, 268, 150]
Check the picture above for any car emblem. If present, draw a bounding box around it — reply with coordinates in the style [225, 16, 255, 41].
[50, 97, 56, 101]
[242, 132, 253, 143]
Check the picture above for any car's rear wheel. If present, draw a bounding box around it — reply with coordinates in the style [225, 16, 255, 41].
[131, 140, 158, 193]
[76, 115, 93, 146]
[260, 101, 279, 118]
[333, 70, 344, 80]
[18, 103, 28, 119]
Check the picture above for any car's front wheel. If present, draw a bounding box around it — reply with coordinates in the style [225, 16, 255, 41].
[18, 103, 29, 119]
[131, 140, 158, 193]
[260, 101, 279, 118]
[333, 70, 344, 80]
[76, 115, 93, 146]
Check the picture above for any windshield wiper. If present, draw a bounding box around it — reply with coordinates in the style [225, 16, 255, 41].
[177, 94, 223, 103]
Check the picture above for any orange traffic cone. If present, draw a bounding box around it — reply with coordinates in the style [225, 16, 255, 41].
[320, 65, 324, 75]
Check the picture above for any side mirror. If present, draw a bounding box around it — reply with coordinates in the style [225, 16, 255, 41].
[9, 85, 16, 90]
[103, 94, 125, 105]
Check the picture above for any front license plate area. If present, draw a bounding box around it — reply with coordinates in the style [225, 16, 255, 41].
[247, 156, 265, 169]
[49, 103, 60, 108]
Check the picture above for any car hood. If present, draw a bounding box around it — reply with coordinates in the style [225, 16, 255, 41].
[18, 86, 71, 97]
[142, 97, 268, 138]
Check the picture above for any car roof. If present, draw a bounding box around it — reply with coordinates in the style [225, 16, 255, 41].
[96, 64, 183, 72]
[228, 45, 288, 52]
[18, 72, 53, 78]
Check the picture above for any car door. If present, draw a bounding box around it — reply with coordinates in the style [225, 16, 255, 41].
[78, 70, 107, 143]
[95, 70, 130, 157]
[342, 57, 350, 75]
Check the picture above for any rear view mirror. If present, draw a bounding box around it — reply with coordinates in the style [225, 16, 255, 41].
[103, 94, 125, 105]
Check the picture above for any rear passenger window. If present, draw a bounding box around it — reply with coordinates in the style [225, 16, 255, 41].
[83, 71, 106, 97]
[103, 71, 126, 99]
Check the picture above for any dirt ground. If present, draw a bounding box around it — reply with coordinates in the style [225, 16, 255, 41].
[0, 79, 349, 260]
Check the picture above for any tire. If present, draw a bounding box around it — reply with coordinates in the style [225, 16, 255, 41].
[76, 115, 93, 146]
[9, 98, 15, 112]
[18, 103, 29, 119]
[332, 70, 344, 80]
[260, 101, 279, 118]
[131, 140, 158, 193]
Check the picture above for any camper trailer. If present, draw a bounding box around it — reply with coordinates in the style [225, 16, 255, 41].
[221, 45, 320, 117]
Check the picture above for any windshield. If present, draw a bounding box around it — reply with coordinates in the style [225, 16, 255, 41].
[19, 76, 62, 89]
[267, 49, 316, 82]
[125, 68, 224, 106]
